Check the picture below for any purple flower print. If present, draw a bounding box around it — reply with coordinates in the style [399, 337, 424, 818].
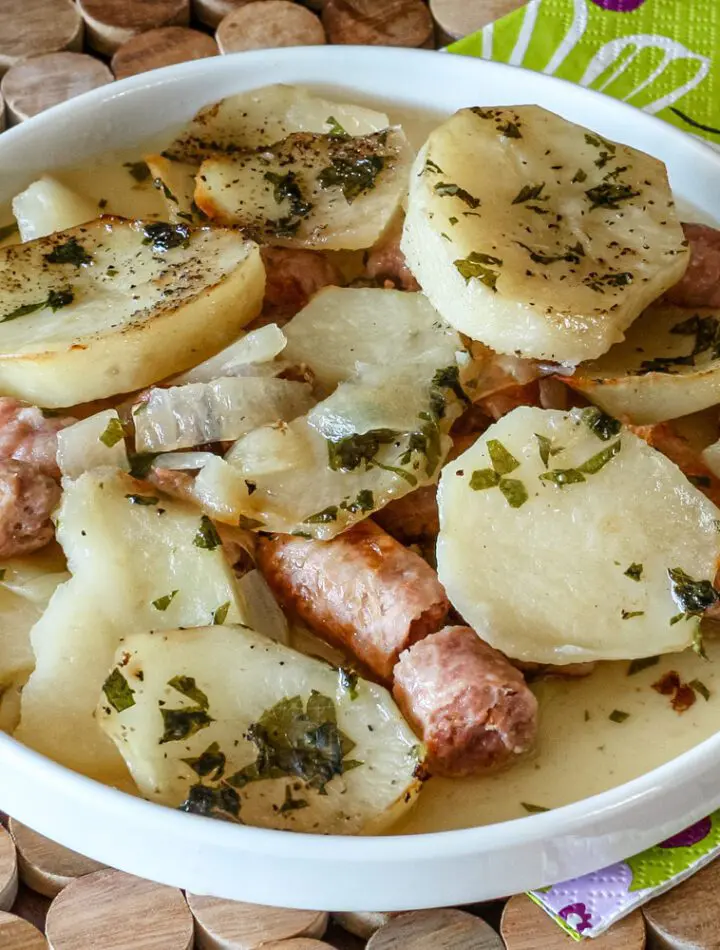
[659, 817, 712, 849]
[590, 0, 647, 10]
[559, 902, 592, 934]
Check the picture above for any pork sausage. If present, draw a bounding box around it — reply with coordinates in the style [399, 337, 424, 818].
[392, 625, 538, 777]
[256, 520, 449, 681]
[255, 247, 343, 325]
[0, 459, 61, 557]
[0, 397, 76, 479]
[666, 223, 720, 308]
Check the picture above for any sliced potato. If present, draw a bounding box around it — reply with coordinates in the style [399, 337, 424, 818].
[0, 219, 264, 407]
[15, 469, 247, 784]
[0, 586, 43, 691]
[57, 409, 130, 478]
[164, 84, 390, 163]
[12, 177, 98, 242]
[282, 287, 462, 393]
[195, 129, 412, 251]
[437, 406, 720, 664]
[97, 625, 422, 833]
[401, 106, 688, 363]
[144, 154, 203, 225]
[568, 304, 720, 424]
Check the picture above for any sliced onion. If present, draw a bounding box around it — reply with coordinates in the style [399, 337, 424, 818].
[170, 324, 287, 385]
[151, 452, 216, 471]
[56, 409, 129, 479]
[237, 569, 290, 645]
[134, 377, 315, 453]
[702, 441, 720, 479]
[0, 555, 70, 607]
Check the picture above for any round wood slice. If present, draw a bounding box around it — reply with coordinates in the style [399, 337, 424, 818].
[111, 26, 218, 80]
[0, 825, 18, 912]
[332, 912, 395, 939]
[77, 0, 191, 56]
[216, 1, 326, 53]
[367, 909, 503, 949]
[261, 943, 335, 950]
[0, 912, 47, 950]
[429, 0, 525, 44]
[10, 886, 51, 936]
[192, 0, 259, 30]
[0, 0, 83, 77]
[644, 857, 720, 949]
[501, 895, 646, 948]
[322, 0, 434, 48]
[8, 820, 106, 899]
[0, 53, 113, 126]
[45, 869, 194, 950]
[186, 895, 328, 950]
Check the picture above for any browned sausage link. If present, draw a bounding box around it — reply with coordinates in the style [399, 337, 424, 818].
[363, 221, 420, 292]
[665, 223, 720, 308]
[253, 247, 344, 327]
[256, 520, 449, 681]
[393, 625, 538, 778]
[0, 397, 77, 479]
[0, 459, 61, 558]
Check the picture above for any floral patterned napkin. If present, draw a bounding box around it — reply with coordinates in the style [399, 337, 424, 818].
[447, 0, 720, 935]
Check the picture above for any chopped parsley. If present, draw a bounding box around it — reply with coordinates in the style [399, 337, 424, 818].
[152, 590, 178, 611]
[179, 783, 240, 820]
[515, 241, 584, 265]
[317, 153, 385, 204]
[327, 429, 396, 472]
[128, 452, 160, 479]
[125, 494, 159, 506]
[627, 656, 659, 675]
[521, 802, 549, 814]
[304, 506, 339, 524]
[454, 252, 502, 290]
[498, 478, 528, 508]
[160, 707, 214, 744]
[182, 741, 226, 780]
[102, 669, 136, 713]
[264, 170, 313, 220]
[512, 183, 545, 205]
[584, 271, 634, 293]
[578, 439, 621, 475]
[338, 668, 359, 700]
[487, 439, 519, 475]
[43, 237, 92, 267]
[470, 443, 528, 508]
[340, 490, 374, 514]
[278, 785, 309, 815]
[690, 679, 711, 701]
[625, 563, 643, 582]
[153, 178, 178, 203]
[325, 115, 348, 137]
[434, 182, 481, 209]
[470, 469, 500, 490]
[98, 417, 125, 448]
[168, 675, 209, 709]
[667, 567, 718, 618]
[621, 609, 645, 619]
[539, 468, 586, 487]
[124, 160, 151, 183]
[571, 168, 587, 183]
[499, 121, 522, 138]
[194, 515, 222, 551]
[581, 407, 621, 441]
[0, 287, 74, 323]
[213, 601, 231, 625]
[424, 158, 444, 175]
[609, 709, 629, 723]
[585, 183, 641, 211]
[142, 222, 190, 252]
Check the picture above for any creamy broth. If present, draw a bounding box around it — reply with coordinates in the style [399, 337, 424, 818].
[0, 93, 718, 835]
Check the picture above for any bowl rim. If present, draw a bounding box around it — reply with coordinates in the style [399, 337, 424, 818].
[1, 45, 719, 903]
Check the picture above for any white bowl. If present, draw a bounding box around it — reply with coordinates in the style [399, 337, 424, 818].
[1, 47, 719, 911]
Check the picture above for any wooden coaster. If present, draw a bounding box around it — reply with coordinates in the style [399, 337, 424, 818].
[8, 820, 106, 899]
[332, 912, 395, 939]
[0, 825, 18, 913]
[216, 1, 326, 53]
[10, 885, 51, 936]
[643, 857, 720, 949]
[45, 869, 194, 950]
[111, 26, 218, 80]
[77, 0, 191, 56]
[0, 53, 113, 126]
[429, 0, 525, 44]
[367, 909, 503, 949]
[322, 0, 435, 48]
[186, 895, 328, 950]
[0, 912, 47, 950]
[501, 896, 646, 948]
[0, 0, 83, 77]
[192, 0, 257, 30]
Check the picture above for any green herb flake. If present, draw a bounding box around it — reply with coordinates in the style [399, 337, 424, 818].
[317, 153, 385, 204]
[179, 783, 240, 821]
[693, 627, 708, 660]
[278, 785, 310, 815]
[153, 178, 178, 203]
[168, 675, 209, 710]
[125, 494, 158, 506]
[585, 182, 641, 211]
[487, 439, 519, 475]
[128, 452, 160, 479]
[0, 287, 74, 323]
[572, 168, 587, 183]
[124, 160, 150, 183]
[340, 489, 374, 514]
[325, 115, 348, 137]
[98, 417, 125, 448]
[304, 506, 339, 524]
[624, 563, 643, 582]
[535, 434, 552, 468]
[628, 656, 659, 676]
[327, 429, 396, 473]
[581, 406, 621, 441]
[498, 477, 528, 509]
[690, 679, 711, 701]
[432, 365, 467, 404]
[512, 183, 545, 205]
[194, 515, 222, 551]
[577, 439, 621, 475]
[433, 182, 481, 209]
[152, 589, 178, 611]
[539, 468, 585, 487]
[213, 601, 231, 625]
[609, 709, 630, 723]
[449, 216, 458, 225]
[667, 567, 719, 616]
[515, 240, 584, 266]
[454, 252, 502, 290]
[182, 741, 226, 780]
[142, 221, 190, 253]
[621, 609, 645, 619]
[264, 170, 313, 220]
[160, 707, 214, 744]
[338, 668, 359, 700]
[423, 158, 444, 175]
[521, 802, 549, 814]
[470, 468, 500, 491]
[499, 121, 522, 138]
[43, 237, 93, 267]
[102, 668, 136, 713]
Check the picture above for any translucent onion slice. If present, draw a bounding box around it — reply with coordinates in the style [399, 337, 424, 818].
[133, 377, 315, 452]
[56, 409, 130, 479]
[151, 452, 216, 471]
[237, 569, 290, 645]
[702, 440, 720, 479]
[170, 324, 287, 385]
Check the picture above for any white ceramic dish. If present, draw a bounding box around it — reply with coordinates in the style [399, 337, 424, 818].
[1, 47, 719, 911]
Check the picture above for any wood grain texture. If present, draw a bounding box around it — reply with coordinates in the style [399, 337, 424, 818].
[0, 911, 47, 950]
[78, 0, 191, 56]
[111, 26, 218, 80]
[260, 942, 335, 949]
[8, 820, 106, 899]
[501, 896, 646, 948]
[216, 2, 326, 53]
[644, 857, 720, 949]
[429, 0, 526, 43]
[0, 53, 113, 126]
[192, 0, 259, 30]
[332, 912, 395, 940]
[322, 0, 434, 48]
[186, 895, 328, 950]
[10, 885, 51, 936]
[0, 0, 83, 76]
[45, 869, 194, 950]
[367, 909, 503, 949]
[0, 825, 18, 912]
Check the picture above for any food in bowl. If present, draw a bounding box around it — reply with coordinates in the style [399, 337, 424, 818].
[0, 84, 719, 836]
